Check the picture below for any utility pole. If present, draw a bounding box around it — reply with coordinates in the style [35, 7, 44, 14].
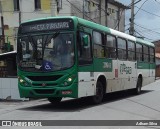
[1, 16, 4, 42]
[19, 0, 22, 25]
[99, 0, 101, 24]
[83, 0, 84, 19]
[0, 0, 5, 46]
[51, 0, 57, 16]
[130, 0, 135, 36]
[105, 0, 108, 26]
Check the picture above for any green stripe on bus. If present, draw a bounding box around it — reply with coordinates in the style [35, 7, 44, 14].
[94, 58, 112, 72]
[137, 62, 155, 69]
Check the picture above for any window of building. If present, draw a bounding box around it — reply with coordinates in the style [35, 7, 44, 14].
[106, 35, 116, 59]
[136, 43, 143, 61]
[108, 8, 112, 15]
[117, 38, 127, 60]
[143, 45, 149, 62]
[128, 40, 135, 61]
[150, 47, 155, 63]
[112, 9, 115, 13]
[13, 0, 20, 11]
[35, 0, 41, 10]
[78, 32, 92, 65]
[84, 0, 89, 13]
[57, 0, 62, 9]
[93, 31, 105, 58]
[114, 10, 119, 20]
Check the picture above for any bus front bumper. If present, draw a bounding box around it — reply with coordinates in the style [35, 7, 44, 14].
[18, 82, 78, 98]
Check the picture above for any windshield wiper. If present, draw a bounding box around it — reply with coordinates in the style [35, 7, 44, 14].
[42, 31, 60, 56]
[52, 31, 60, 39]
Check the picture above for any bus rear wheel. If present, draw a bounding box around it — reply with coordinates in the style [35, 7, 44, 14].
[92, 81, 104, 104]
[134, 77, 142, 95]
[48, 97, 62, 104]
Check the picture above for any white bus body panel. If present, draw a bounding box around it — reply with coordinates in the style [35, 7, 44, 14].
[118, 60, 137, 90]
[78, 61, 155, 98]
[78, 72, 95, 98]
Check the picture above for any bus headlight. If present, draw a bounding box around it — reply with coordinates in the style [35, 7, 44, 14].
[64, 75, 75, 86]
[19, 79, 24, 83]
[18, 77, 29, 86]
[67, 77, 72, 82]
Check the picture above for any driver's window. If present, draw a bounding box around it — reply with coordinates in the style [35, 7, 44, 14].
[78, 32, 92, 65]
[20, 37, 33, 61]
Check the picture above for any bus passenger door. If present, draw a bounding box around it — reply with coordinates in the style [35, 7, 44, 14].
[117, 39, 137, 90]
[77, 30, 94, 98]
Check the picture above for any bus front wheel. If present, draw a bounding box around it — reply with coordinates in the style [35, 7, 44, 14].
[92, 81, 104, 104]
[48, 97, 62, 104]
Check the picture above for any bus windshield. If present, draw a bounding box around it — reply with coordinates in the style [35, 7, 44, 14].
[17, 32, 74, 72]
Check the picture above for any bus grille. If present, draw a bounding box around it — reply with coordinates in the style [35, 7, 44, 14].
[32, 83, 57, 87]
[34, 89, 54, 94]
[27, 75, 62, 81]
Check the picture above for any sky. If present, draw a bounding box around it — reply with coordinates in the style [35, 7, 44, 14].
[117, 0, 160, 42]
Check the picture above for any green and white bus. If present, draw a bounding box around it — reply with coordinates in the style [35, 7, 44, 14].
[17, 16, 155, 104]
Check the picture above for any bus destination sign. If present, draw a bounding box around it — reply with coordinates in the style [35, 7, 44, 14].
[20, 19, 74, 33]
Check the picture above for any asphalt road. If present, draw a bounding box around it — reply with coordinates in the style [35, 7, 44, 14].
[0, 80, 160, 129]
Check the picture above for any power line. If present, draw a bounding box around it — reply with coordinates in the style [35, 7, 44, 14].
[134, 29, 155, 40]
[134, 25, 156, 41]
[134, 23, 160, 35]
[114, 9, 125, 29]
[125, 27, 130, 32]
[1, 0, 110, 24]
[125, 23, 130, 27]
[66, 0, 96, 22]
[127, 0, 142, 7]
[66, 0, 111, 24]
[136, 27, 160, 40]
[134, 0, 149, 16]
[135, 6, 160, 18]
[134, 24, 160, 41]
[155, 0, 160, 5]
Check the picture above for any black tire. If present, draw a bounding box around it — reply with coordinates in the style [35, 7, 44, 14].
[48, 97, 62, 104]
[92, 81, 104, 104]
[134, 77, 142, 95]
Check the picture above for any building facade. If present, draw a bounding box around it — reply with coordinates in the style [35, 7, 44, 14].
[153, 40, 160, 77]
[0, 0, 127, 53]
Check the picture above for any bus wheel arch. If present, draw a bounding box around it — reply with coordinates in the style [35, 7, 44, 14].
[92, 75, 107, 104]
[97, 75, 107, 95]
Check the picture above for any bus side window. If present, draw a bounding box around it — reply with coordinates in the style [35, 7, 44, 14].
[78, 32, 92, 65]
[128, 40, 135, 61]
[117, 38, 127, 60]
[136, 44, 143, 61]
[93, 31, 105, 58]
[150, 47, 155, 63]
[143, 45, 149, 62]
[106, 35, 116, 59]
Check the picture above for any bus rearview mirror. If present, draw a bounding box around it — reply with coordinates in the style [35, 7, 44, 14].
[83, 35, 89, 47]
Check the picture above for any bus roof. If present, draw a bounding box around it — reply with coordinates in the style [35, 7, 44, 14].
[76, 17, 154, 47]
[21, 16, 77, 24]
[21, 16, 154, 47]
